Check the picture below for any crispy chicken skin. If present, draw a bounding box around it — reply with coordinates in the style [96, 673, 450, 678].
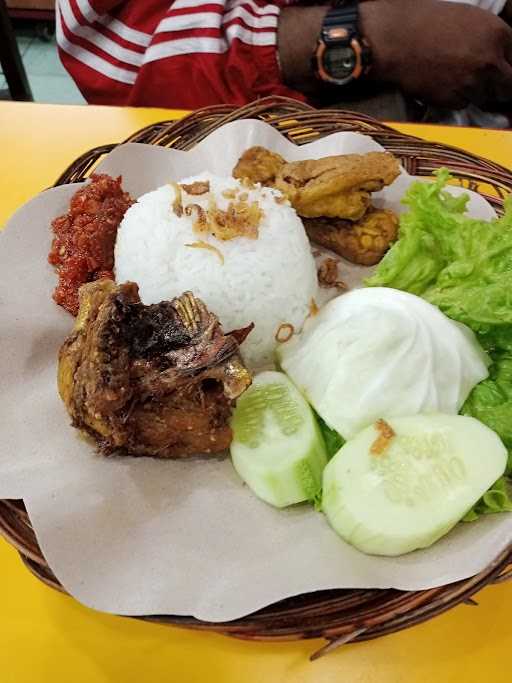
[233, 147, 400, 221]
[232, 146, 286, 186]
[58, 279, 252, 458]
[303, 208, 399, 266]
[275, 152, 400, 220]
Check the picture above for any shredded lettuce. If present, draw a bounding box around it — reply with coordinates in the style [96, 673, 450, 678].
[367, 169, 512, 519]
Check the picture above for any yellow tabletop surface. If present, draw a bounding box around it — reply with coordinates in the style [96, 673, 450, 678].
[0, 101, 511, 682]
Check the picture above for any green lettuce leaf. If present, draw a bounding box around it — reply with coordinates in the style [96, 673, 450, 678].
[316, 414, 345, 460]
[312, 415, 344, 511]
[463, 476, 512, 522]
[367, 169, 512, 519]
[367, 169, 512, 348]
[462, 352, 512, 475]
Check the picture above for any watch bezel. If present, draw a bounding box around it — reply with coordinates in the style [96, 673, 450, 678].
[315, 34, 365, 87]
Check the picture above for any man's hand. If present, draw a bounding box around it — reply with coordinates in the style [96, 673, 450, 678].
[278, 0, 512, 109]
[361, 0, 512, 109]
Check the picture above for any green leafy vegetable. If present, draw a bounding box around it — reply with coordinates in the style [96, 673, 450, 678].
[462, 352, 512, 475]
[368, 169, 512, 519]
[463, 476, 512, 522]
[316, 414, 345, 460]
[367, 169, 512, 348]
[311, 415, 345, 510]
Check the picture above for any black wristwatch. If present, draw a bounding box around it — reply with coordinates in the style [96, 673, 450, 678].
[313, 0, 372, 87]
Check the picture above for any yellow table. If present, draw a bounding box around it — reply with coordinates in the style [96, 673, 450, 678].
[1, 101, 511, 682]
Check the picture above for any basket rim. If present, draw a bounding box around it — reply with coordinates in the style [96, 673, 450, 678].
[2, 96, 511, 658]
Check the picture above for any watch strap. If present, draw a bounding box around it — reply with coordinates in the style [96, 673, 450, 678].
[324, 2, 359, 37]
[314, 0, 371, 86]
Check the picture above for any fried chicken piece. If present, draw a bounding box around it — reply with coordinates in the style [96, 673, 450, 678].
[58, 279, 252, 458]
[233, 146, 286, 186]
[233, 147, 400, 221]
[275, 152, 400, 220]
[303, 208, 399, 266]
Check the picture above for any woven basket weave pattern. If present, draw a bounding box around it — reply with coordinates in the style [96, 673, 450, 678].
[1, 97, 511, 659]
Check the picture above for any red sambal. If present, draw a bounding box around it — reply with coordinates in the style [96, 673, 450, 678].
[48, 174, 133, 316]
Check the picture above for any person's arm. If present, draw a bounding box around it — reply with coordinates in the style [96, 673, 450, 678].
[56, 0, 512, 110]
[277, 5, 329, 98]
[56, 0, 306, 108]
[278, 0, 512, 110]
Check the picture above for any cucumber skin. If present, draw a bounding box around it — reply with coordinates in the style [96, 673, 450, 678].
[322, 474, 459, 556]
[231, 414, 327, 509]
[322, 414, 508, 556]
[230, 373, 328, 509]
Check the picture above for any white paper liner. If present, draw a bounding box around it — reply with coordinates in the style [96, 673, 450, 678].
[0, 120, 509, 622]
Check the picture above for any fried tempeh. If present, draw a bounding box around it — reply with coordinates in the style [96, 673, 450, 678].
[303, 208, 399, 266]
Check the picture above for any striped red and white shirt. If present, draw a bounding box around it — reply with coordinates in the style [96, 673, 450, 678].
[56, 0, 304, 109]
[56, 0, 508, 111]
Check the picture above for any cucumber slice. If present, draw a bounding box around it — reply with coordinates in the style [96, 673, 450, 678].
[230, 371, 328, 508]
[322, 414, 508, 556]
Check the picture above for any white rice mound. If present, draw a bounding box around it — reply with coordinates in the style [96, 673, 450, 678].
[114, 173, 319, 368]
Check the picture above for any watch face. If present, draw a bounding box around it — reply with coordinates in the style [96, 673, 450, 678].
[324, 45, 357, 82]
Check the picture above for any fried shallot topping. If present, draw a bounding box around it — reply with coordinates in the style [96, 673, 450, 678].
[370, 419, 396, 456]
[205, 196, 262, 240]
[275, 323, 295, 343]
[170, 182, 183, 217]
[181, 181, 210, 195]
[185, 203, 208, 233]
[222, 189, 237, 200]
[174, 180, 264, 240]
[187, 195, 262, 240]
[309, 298, 319, 317]
[185, 240, 224, 264]
[318, 258, 340, 288]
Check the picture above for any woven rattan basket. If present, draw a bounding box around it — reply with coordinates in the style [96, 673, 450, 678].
[1, 97, 511, 660]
